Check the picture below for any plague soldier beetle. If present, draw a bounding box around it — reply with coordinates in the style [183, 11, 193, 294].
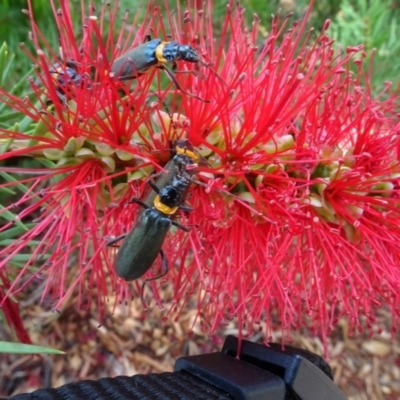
[108, 141, 199, 298]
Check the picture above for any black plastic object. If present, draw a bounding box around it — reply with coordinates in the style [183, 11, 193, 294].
[5, 371, 234, 400]
[4, 335, 348, 400]
[175, 335, 347, 400]
[219, 335, 348, 400]
[175, 351, 286, 400]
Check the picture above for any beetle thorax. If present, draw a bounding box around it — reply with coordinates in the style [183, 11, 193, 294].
[177, 45, 200, 63]
[158, 186, 183, 208]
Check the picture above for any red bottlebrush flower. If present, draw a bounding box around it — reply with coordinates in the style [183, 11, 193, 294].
[0, 273, 32, 344]
[1, 0, 400, 353]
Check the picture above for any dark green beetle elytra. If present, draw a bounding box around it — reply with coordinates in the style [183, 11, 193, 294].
[114, 205, 172, 281]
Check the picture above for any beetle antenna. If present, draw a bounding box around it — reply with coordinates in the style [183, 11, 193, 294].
[198, 59, 230, 92]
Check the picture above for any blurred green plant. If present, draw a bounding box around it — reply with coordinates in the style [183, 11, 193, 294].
[3, 0, 398, 94]
[329, 0, 400, 90]
[0, 1, 57, 80]
[0, 42, 35, 123]
[0, 0, 54, 50]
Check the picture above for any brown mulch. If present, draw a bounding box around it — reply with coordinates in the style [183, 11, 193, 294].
[1, 286, 399, 400]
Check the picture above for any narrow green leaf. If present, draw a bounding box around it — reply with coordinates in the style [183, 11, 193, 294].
[0, 110, 27, 122]
[28, 116, 51, 147]
[0, 205, 28, 231]
[38, 158, 56, 168]
[2, 53, 15, 84]
[0, 341, 65, 355]
[0, 186, 15, 195]
[7, 66, 35, 96]
[0, 171, 30, 194]
[1, 122, 18, 153]
[8, 253, 49, 262]
[0, 223, 35, 241]
[0, 239, 42, 246]
[0, 42, 8, 87]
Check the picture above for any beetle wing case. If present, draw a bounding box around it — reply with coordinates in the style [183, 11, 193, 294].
[111, 39, 162, 80]
[115, 208, 171, 281]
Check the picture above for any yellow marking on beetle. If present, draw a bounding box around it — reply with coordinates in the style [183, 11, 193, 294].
[175, 146, 199, 163]
[154, 195, 178, 215]
[155, 42, 169, 64]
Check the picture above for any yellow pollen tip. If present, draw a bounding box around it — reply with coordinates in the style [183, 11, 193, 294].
[154, 195, 178, 215]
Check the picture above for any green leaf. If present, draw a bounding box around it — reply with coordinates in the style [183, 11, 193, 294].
[38, 158, 56, 168]
[28, 116, 51, 147]
[0, 42, 9, 87]
[0, 171, 30, 194]
[0, 341, 65, 355]
[0, 186, 15, 195]
[0, 110, 26, 123]
[0, 205, 28, 231]
[0, 239, 42, 246]
[7, 253, 49, 262]
[0, 223, 35, 241]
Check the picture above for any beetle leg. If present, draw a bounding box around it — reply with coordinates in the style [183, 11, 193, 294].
[106, 233, 127, 247]
[144, 34, 152, 42]
[173, 69, 207, 80]
[140, 249, 169, 306]
[147, 180, 160, 194]
[159, 66, 210, 103]
[171, 219, 190, 232]
[66, 59, 81, 68]
[128, 197, 150, 210]
[178, 204, 193, 212]
[146, 249, 168, 282]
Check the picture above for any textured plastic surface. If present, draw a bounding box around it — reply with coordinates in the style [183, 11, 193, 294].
[6, 371, 233, 400]
[175, 352, 286, 400]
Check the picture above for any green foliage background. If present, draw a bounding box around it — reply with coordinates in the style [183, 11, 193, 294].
[1, 0, 400, 93]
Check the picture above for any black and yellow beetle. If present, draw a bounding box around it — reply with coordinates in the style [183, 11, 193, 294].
[111, 37, 209, 102]
[48, 61, 80, 104]
[111, 38, 200, 80]
[108, 141, 199, 287]
[47, 60, 91, 104]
